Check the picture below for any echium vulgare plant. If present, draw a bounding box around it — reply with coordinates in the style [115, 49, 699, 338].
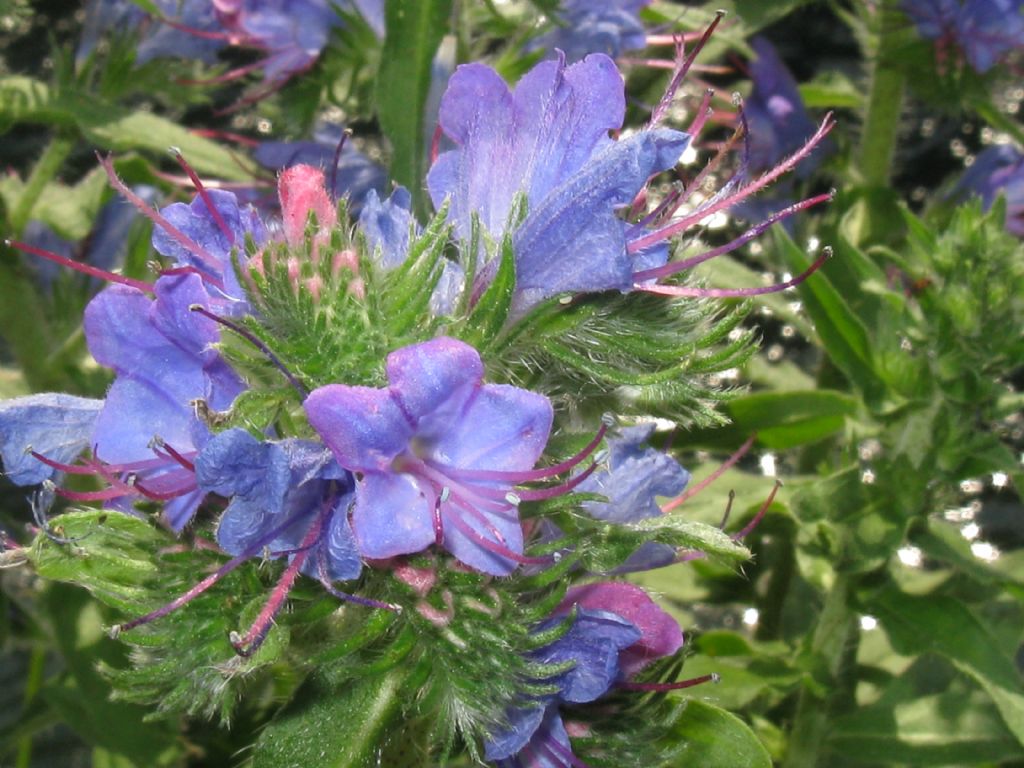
[0, 26, 832, 767]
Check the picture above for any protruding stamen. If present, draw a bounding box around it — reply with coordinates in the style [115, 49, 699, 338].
[171, 148, 235, 245]
[639, 247, 831, 298]
[649, 11, 726, 128]
[188, 304, 308, 397]
[732, 479, 781, 541]
[316, 548, 401, 613]
[151, 439, 197, 472]
[686, 88, 715, 141]
[231, 505, 328, 657]
[628, 116, 836, 253]
[6, 239, 154, 293]
[514, 461, 598, 502]
[329, 128, 353, 203]
[445, 512, 554, 566]
[633, 192, 833, 282]
[719, 490, 736, 530]
[620, 672, 720, 692]
[111, 506, 313, 637]
[97, 153, 227, 287]
[663, 434, 755, 512]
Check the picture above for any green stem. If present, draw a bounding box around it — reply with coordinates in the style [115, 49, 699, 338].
[14, 645, 47, 768]
[856, 0, 908, 189]
[9, 133, 74, 238]
[781, 573, 857, 768]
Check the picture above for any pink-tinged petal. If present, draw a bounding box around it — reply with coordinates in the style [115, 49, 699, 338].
[385, 337, 483, 429]
[560, 582, 684, 676]
[278, 164, 337, 247]
[441, 500, 523, 576]
[304, 385, 412, 472]
[434, 384, 552, 472]
[351, 473, 434, 559]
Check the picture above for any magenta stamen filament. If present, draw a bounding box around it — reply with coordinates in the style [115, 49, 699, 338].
[97, 154, 228, 289]
[633, 192, 833, 283]
[619, 672, 720, 692]
[6, 239, 154, 293]
[171, 150, 235, 245]
[662, 434, 756, 513]
[230, 503, 330, 657]
[639, 247, 831, 298]
[628, 116, 836, 254]
[732, 480, 781, 541]
[649, 12, 725, 128]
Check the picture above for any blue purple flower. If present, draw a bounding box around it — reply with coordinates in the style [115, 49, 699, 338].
[902, 0, 1024, 72]
[195, 428, 361, 581]
[304, 337, 553, 575]
[486, 582, 683, 766]
[0, 394, 102, 485]
[427, 55, 689, 312]
[527, 0, 651, 63]
[953, 143, 1024, 236]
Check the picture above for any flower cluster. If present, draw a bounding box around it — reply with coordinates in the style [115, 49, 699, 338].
[1, 23, 827, 764]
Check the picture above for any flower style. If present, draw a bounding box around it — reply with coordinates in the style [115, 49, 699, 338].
[304, 337, 553, 576]
[427, 54, 689, 312]
[953, 143, 1024, 236]
[901, 0, 1024, 72]
[486, 582, 684, 767]
[527, 0, 651, 63]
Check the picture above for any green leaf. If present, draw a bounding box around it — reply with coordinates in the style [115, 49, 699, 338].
[672, 699, 772, 768]
[873, 588, 1024, 748]
[252, 664, 410, 768]
[774, 229, 885, 404]
[830, 688, 1024, 764]
[683, 390, 857, 450]
[376, 0, 453, 211]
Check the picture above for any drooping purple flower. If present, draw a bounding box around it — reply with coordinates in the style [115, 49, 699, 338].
[527, 0, 651, 63]
[0, 394, 102, 485]
[304, 337, 553, 576]
[953, 144, 1024, 236]
[486, 582, 683, 766]
[82, 273, 246, 529]
[902, 0, 1024, 72]
[427, 55, 689, 312]
[195, 428, 361, 581]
